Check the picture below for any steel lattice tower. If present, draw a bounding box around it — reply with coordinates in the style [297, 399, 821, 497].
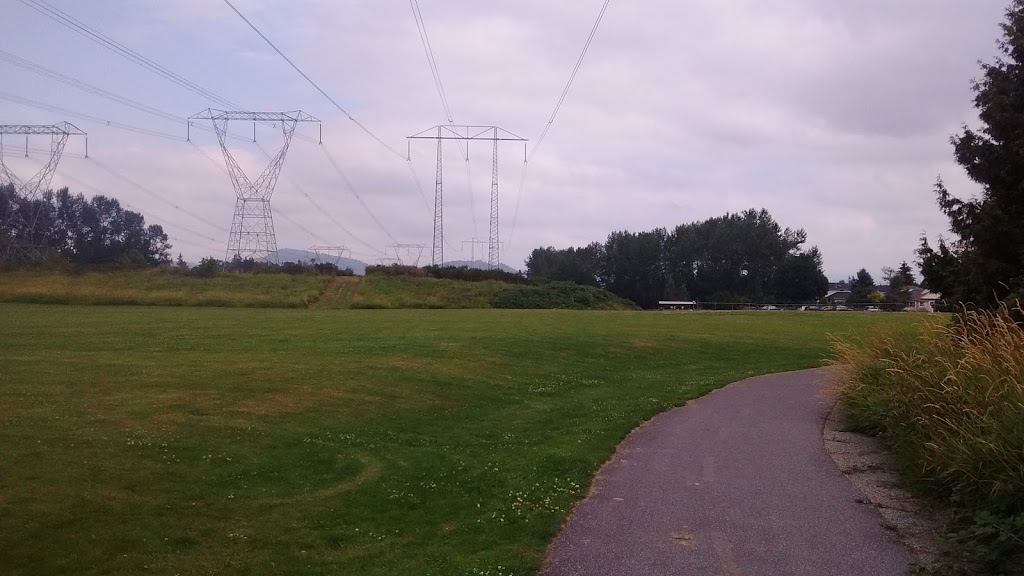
[0, 122, 87, 263]
[408, 125, 526, 269]
[432, 127, 444, 266]
[188, 110, 319, 264]
[488, 128, 500, 269]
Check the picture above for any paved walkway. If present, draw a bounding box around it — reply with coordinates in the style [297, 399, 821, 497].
[543, 368, 912, 576]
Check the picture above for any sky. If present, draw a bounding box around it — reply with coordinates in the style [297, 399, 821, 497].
[0, 0, 1009, 280]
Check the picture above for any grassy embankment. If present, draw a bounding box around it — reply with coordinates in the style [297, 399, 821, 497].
[0, 269, 329, 307]
[0, 306, 922, 575]
[834, 307, 1024, 574]
[0, 270, 636, 310]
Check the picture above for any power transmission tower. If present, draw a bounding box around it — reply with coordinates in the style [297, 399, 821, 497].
[310, 245, 350, 265]
[488, 128, 499, 269]
[408, 125, 526, 269]
[0, 122, 87, 263]
[462, 237, 504, 268]
[188, 110, 320, 264]
[461, 238, 489, 263]
[388, 243, 426, 266]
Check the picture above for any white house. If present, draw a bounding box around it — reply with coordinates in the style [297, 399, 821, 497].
[908, 286, 942, 312]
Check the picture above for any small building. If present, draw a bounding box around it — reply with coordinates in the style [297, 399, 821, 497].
[824, 290, 851, 304]
[908, 287, 942, 312]
[658, 300, 698, 310]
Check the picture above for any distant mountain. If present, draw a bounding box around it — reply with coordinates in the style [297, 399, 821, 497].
[275, 249, 521, 276]
[443, 260, 522, 274]
[277, 248, 369, 275]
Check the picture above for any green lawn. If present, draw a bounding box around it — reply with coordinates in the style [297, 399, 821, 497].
[0, 305, 926, 575]
[0, 270, 329, 308]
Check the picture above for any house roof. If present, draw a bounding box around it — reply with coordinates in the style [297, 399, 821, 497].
[908, 286, 941, 302]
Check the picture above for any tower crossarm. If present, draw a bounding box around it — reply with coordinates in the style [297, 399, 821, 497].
[188, 110, 320, 123]
[188, 109, 318, 264]
[0, 122, 87, 136]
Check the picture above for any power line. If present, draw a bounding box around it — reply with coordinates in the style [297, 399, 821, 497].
[220, 0, 404, 159]
[318, 145, 398, 246]
[0, 91, 182, 142]
[89, 157, 229, 235]
[17, 0, 239, 109]
[251, 141, 383, 256]
[530, 0, 612, 159]
[409, 0, 454, 125]
[407, 1, 478, 237]
[0, 49, 263, 149]
[0, 49, 182, 124]
[55, 170, 224, 246]
[1, 71, 360, 253]
[220, 0, 440, 250]
[508, 0, 612, 251]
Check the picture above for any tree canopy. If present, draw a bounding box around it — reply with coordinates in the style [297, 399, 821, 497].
[918, 1, 1024, 307]
[848, 269, 876, 305]
[0, 184, 171, 267]
[526, 208, 828, 308]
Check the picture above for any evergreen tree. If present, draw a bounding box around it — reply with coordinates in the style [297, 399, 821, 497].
[918, 2, 1024, 307]
[883, 261, 916, 307]
[848, 269, 876, 304]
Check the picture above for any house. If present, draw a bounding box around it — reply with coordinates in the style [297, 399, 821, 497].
[824, 290, 851, 304]
[907, 286, 942, 312]
[658, 300, 698, 310]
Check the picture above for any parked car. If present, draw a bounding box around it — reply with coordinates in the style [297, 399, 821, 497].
[836, 305, 851, 311]
[865, 306, 881, 312]
[761, 305, 780, 311]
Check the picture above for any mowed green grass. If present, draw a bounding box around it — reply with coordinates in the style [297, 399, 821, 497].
[317, 275, 504, 308]
[0, 270, 329, 308]
[0, 305, 925, 575]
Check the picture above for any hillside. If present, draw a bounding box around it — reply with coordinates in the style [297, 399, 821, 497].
[317, 275, 636, 310]
[276, 248, 369, 274]
[0, 270, 635, 310]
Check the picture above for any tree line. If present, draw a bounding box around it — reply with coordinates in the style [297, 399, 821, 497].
[526, 208, 829, 309]
[916, 2, 1024, 311]
[0, 184, 171, 267]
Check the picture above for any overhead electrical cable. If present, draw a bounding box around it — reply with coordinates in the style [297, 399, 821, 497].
[220, 0, 404, 160]
[0, 49, 181, 124]
[0, 48, 370, 254]
[56, 170, 224, 246]
[0, 91, 182, 141]
[17, 0, 239, 109]
[408, 0, 477, 237]
[252, 141, 384, 255]
[89, 157, 229, 234]
[318, 145, 398, 245]
[507, 0, 612, 249]
[220, 0, 435, 247]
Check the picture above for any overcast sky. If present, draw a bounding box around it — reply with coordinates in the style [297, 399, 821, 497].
[0, 0, 1008, 279]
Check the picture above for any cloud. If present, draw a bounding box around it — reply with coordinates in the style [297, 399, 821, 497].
[0, 0, 1008, 278]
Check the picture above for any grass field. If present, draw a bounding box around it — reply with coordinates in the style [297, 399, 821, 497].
[0, 270, 329, 308]
[0, 271, 635, 310]
[0, 305, 927, 575]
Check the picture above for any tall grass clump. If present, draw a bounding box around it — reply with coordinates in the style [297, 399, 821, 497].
[833, 306, 1024, 573]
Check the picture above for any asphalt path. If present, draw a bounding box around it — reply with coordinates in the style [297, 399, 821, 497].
[542, 368, 912, 576]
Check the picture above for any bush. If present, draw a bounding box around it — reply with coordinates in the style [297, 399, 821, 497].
[424, 266, 528, 284]
[191, 257, 223, 278]
[832, 305, 1024, 573]
[364, 264, 428, 277]
[490, 282, 637, 310]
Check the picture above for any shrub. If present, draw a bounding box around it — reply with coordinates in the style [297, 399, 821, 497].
[490, 282, 636, 310]
[364, 264, 428, 277]
[424, 266, 528, 284]
[832, 305, 1024, 573]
